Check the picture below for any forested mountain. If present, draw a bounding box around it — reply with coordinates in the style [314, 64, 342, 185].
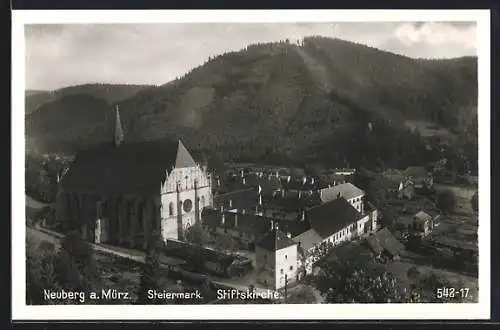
[25, 83, 152, 115]
[25, 36, 478, 173]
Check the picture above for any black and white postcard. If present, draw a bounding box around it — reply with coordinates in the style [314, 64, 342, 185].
[12, 9, 491, 320]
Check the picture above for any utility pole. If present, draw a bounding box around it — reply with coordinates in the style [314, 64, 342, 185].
[284, 273, 288, 303]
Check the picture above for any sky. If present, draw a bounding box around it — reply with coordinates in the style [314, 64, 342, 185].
[25, 22, 477, 91]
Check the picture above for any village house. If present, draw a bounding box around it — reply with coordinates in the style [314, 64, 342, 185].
[318, 173, 348, 186]
[366, 227, 405, 261]
[292, 198, 375, 266]
[380, 169, 415, 200]
[278, 175, 327, 199]
[201, 208, 271, 250]
[255, 223, 299, 290]
[201, 180, 379, 286]
[201, 206, 310, 250]
[394, 210, 435, 237]
[404, 166, 434, 189]
[317, 182, 365, 213]
[217, 171, 283, 199]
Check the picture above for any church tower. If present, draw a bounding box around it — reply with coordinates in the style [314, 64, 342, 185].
[114, 105, 124, 146]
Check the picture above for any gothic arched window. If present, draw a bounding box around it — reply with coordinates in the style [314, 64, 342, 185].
[169, 202, 174, 216]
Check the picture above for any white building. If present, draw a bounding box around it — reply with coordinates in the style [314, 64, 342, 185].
[255, 222, 299, 290]
[318, 182, 365, 213]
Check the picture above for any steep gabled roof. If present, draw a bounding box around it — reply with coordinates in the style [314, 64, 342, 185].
[292, 228, 323, 251]
[256, 228, 297, 252]
[319, 182, 365, 202]
[174, 139, 197, 168]
[306, 198, 364, 239]
[61, 139, 197, 195]
[414, 210, 432, 223]
[367, 228, 405, 257]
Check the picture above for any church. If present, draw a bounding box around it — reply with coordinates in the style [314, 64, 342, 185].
[55, 107, 213, 248]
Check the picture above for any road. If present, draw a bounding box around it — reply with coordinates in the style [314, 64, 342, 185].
[26, 226, 273, 297]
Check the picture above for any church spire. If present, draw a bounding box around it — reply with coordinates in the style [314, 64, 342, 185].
[114, 105, 124, 146]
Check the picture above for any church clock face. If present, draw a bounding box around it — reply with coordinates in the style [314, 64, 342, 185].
[183, 199, 193, 213]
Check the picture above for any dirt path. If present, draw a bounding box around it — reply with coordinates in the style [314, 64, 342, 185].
[294, 47, 332, 93]
[26, 227, 269, 296]
[434, 184, 476, 200]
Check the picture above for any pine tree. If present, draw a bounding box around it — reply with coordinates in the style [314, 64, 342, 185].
[471, 191, 478, 213]
[56, 231, 98, 293]
[137, 231, 164, 304]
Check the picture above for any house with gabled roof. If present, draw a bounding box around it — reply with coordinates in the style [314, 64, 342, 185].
[255, 222, 299, 290]
[394, 210, 435, 237]
[318, 182, 365, 213]
[366, 227, 405, 260]
[290, 198, 372, 265]
[404, 166, 433, 189]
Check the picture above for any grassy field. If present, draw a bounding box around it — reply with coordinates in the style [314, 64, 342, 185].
[385, 258, 478, 303]
[431, 184, 478, 252]
[26, 195, 49, 223]
[364, 182, 478, 302]
[404, 120, 457, 142]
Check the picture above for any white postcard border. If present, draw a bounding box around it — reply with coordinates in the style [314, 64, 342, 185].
[11, 9, 491, 320]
